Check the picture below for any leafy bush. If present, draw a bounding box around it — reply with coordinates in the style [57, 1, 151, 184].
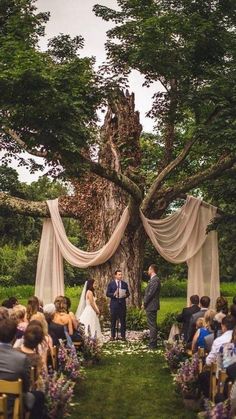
[126, 307, 148, 331]
[0, 275, 15, 287]
[160, 278, 187, 297]
[220, 282, 236, 297]
[0, 285, 34, 301]
[159, 311, 180, 339]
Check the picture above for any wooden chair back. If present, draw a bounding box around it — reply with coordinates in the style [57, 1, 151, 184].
[0, 379, 23, 419]
[0, 394, 7, 419]
[29, 367, 36, 391]
[72, 341, 82, 349]
[50, 346, 58, 370]
[209, 362, 217, 401]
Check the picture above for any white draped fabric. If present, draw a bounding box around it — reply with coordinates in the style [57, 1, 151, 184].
[140, 196, 220, 307]
[35, 199, 130, 304]
[35, 196, 220, 306]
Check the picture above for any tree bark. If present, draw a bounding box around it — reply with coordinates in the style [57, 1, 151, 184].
[77, 90, 144, 308]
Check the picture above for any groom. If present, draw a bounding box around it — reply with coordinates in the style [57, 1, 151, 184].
[143, 264, 161, 349]
[106, 269, 130, 341]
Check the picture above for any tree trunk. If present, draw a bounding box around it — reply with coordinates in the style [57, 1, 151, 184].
[72, 90, 143, 309]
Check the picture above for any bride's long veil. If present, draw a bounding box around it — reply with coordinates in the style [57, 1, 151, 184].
[75, 281, 87, 320]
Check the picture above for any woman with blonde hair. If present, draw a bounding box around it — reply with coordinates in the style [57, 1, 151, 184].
[192, 309, 216, 352]
[53, 296, 73, 336]
[30, 313, 53, 368]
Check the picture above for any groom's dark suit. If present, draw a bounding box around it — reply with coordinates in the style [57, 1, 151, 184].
[106, 279, 130, 339]
[144, 274, 161, 348]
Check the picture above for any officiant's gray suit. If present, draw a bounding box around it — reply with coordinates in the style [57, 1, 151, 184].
[144, 275, 161, 348]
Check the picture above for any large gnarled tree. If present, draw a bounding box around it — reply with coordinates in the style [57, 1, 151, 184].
[1, 0, 236, 306]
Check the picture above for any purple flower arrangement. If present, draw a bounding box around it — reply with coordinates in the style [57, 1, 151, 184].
[58, 340, 85, 380]
[82, 326, 102, 362]
[41, 368, 75, 418]
[174, 353, 199, 396]
[204, 398, 231, 418]
[164, 341, 187, 372]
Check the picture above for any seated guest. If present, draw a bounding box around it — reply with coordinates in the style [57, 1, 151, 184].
[198, 316, 236, 399]
[204, 318, 218, 353]
[30, 313, 53, 368]
[0, 318, 44, 419]
[43, 303, 66, 346]
[219, 326, 236, 370]
[53, 296, 73, 336]
[0, 306, 9, 320]
[26, 296, 44, 322]
[64, 297, 83, 342]
[187, 296, 211, 343]
[64, 296, 79, 330]
[16, 324, 44, 387]
[230, 302, 236, 321]
[205, 315, 236, 366]
[176, 294, 200, 342]
[191, 310, 216, 352]
[213, 296, 228, 336]
[10, 309, 28, 339]
[7, 297, 19, 309]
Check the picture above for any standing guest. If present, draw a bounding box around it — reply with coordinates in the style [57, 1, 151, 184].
[176, 295, 200, 342]
[143, 264, 161, 349]
[187, 296, 211, 343]
[106, 269, 130, 341]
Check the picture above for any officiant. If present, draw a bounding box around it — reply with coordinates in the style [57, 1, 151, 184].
[106, 269, 130, 341]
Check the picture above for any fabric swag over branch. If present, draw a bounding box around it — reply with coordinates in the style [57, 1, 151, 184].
[35, 196, 220, 305]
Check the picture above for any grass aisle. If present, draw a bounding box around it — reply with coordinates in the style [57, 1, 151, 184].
[71, 344, 196, 419]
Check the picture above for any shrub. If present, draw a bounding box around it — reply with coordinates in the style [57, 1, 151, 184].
[126, 307, 148, 331]
[0, 285, 34, 301]
[160, 278, 187, 297]
[0, 275, 15, 287]
[159, 311, 180, 339]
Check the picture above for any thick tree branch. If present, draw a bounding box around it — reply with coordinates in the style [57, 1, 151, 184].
[0, 193, 78, 218]
[5, 129, 48, 158]
[155, 153, 236, 206]
[141, 137, 197, 212]
[5, 128, 143, 203]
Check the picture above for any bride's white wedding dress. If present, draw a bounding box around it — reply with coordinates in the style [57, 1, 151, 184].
[79, 296, 103, 341]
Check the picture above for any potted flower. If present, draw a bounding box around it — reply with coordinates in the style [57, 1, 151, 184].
[174, 353, 200, 410]
[164, 341, 187, 372]
[41, 369, 75, 418]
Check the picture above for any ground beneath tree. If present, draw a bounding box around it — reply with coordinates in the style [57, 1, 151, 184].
[70, 341, 196, 419]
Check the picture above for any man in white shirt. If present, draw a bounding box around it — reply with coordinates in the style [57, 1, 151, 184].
[199, 315, 236, 398]
[206, 315, 235, 365]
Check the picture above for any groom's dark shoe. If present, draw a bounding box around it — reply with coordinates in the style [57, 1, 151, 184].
[109, 337, 115, 341]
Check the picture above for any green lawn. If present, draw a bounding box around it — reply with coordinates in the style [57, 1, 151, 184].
[71, 347, 195, 419]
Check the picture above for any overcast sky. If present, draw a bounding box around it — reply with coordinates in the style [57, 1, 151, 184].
[9, 0, 160, 182]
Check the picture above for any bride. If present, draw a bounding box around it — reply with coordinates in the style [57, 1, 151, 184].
[75, 279, 102, 341]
